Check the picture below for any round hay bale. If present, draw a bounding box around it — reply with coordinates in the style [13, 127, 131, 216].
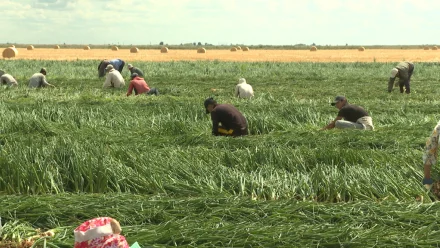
[242, 47, 250, 51]
[54, 45, 60, 49]
[310, 46, 318, 51]
[130, 47, 139, 53]
[2, 47, 18, 58]
[432, 46, 438, 50]
[236, 46, 241, 50]
[160, 47, 169, 53]
[424, 46, 430, 50]
[27, 45, 34, 50]
[230, 47, 237, 52]
[197, 47, 206, 53]
[111, 46, 119, 51]
[358, 46, 365, 51]
[83, 45, 91, 50]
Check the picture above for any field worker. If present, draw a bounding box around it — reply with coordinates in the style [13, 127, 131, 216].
[103, 64, 125, 88]
[127, 64, 144, 77]
[0, 71, 18, 87]
[127, 73, 159, 96]
[204, 97, 248, 137]
[322, 96, 374, 130]
[422, 120, 440, 190]
[29, 68, 55, 88]
[74, 217, 129, 248]
[235, 78, 254, 98]
[98, 58, 126, 77]
[388, 61, 414, 94]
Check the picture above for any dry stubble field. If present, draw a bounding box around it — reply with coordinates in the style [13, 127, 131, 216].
[2, 48, 440, 62]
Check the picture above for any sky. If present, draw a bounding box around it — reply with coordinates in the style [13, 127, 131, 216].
[1, 0, 439, 46]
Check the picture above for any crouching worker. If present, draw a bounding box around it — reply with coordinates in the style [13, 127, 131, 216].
[235, 78, 254, 98]
[74, 217, 129, 248]
[126, 73, 159, 96]
[0, 70, 18, 87]
[204, 97, 248, 137]
[422, 120, 440, 190]
[322, 96, 374, 130]
[29, 68, 55, 88]
[103, 64, 125, 88]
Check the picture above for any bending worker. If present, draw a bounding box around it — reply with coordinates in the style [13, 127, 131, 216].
[388, 61, 414, 94]
[204, 97, 248, 137]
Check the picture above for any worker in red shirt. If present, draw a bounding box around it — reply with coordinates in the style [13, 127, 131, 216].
[126, 73, 159, 96]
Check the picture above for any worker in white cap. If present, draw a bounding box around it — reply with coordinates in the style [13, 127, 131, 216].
[127, 64, 144, 77]
[235, 78, 254, 99]
[388, 61, 414, 94]
[103, 64, 125, 88]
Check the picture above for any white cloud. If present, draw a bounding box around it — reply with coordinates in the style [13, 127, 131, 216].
[1, 0, 440, 45]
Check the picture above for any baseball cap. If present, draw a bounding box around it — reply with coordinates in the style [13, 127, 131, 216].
[128, 64, 133, 69]
[331, 96, 346, 106]
[390, 68, 398, 78]
[204, 97, 217, 114]
[40, 68, 47, 74]
[238, 78, 246, 84]
[105, 64, 114, 71]
[130, 73, 138, 79]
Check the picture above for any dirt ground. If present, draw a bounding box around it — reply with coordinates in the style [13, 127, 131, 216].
[2, 48, 440, 62]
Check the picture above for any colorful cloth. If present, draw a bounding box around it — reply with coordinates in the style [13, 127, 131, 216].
[74, 217, 129, 248]
[423, 121, 440, 167]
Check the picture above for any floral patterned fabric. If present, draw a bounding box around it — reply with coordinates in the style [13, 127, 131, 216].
[74, 217, 129, 248]
[423, 121, 440, 166]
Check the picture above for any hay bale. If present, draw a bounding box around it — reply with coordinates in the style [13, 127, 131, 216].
[230, 47, 237, 52]
[432, 46, 438, 50]
[54, 45, 60, 49]
[83, 45, 91, 50]
[310, 46, 318, 51]
[358, 46, 365, 51]
[242, 47, 250, 51]
[197, 48, 206, 53]
[111, 46, 119, 51]
[2, 47, 18, 58]
[424, 46, 430, 50]
[160, 47, 169, 53]
[130, 47, 139, 53]
[236, 46, 241, 50]
[27, 45, 34, 50]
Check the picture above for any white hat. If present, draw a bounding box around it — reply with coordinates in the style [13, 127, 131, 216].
[238, 78, 246, 84]
[390, 68, 398, 78]
[105, 64, 114, 71]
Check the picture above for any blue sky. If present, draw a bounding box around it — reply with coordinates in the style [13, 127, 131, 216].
[1, 0, 438, 46]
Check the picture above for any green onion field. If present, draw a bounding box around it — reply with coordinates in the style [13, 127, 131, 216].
[1, 60, 440, 247]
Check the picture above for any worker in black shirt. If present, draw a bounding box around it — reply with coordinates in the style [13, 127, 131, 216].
[322, 96, 374, 130]
[204, 97, 248, 137]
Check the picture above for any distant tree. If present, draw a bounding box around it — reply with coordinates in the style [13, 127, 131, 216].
[198, 42, 202, 46]
[312, 43, 316, 46]
[193, 42, 196, 46]
[160, 41, 164, 45]
[346, 43, 348, 46]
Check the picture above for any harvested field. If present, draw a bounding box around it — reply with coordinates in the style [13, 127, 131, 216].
[1, 48, 439, 62]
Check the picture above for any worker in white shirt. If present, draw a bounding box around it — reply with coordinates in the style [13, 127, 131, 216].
[103, 64, 125, 88]
[0, 70, 18, 87]
[235, 78, 254, 99]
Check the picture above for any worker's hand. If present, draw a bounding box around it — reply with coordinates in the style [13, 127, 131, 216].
[423, 178, 434, 190]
